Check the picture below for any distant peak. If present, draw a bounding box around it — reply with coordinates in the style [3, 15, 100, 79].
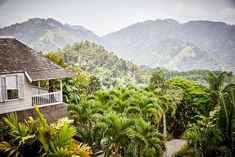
[27, 17, 57, 22]
[26, 18, 63, 26]
[163, 19, 179, 24]
[64, 23, 89, 31]
[46, 18, 61, 24]
[154, 18, 179, 24]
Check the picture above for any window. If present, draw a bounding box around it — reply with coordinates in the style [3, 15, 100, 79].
[0, 74, 24, 102]
[6, 75, 19, 100]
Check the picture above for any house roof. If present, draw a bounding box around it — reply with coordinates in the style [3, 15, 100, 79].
[0, 37, 75, 82]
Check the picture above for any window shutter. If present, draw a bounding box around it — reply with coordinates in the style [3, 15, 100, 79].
[0, 76, 7, 102]
[17, 74, 24, 99]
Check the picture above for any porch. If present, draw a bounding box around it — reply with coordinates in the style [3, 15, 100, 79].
[31, 79, 63, 106]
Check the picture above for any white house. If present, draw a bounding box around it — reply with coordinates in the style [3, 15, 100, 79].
[0, 37, 75, 114]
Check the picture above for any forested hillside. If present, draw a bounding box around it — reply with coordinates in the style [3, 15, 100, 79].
[103, 19, 235, 71]
[0, 18, 102, 52]
[51, 41, 218, 89]
[54, 41, 152, 88]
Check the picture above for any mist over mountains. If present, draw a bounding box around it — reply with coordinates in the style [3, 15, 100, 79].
[0, 18, 234, 71]
[103, 19, 235, 71]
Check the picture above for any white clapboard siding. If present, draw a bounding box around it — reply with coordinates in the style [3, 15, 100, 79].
[0, 73, 32, 114]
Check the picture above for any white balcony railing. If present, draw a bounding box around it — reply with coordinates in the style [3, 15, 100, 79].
[31, 87, 62, 106]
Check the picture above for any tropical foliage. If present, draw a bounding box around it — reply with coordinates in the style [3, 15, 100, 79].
[0, 105, 92, 157]
[174, 72, 235, 157]
[67, 86, 167, 156]
[49, 41, 223, 89]
[56, 41, 151, 88]
[167, 77, 210, 137]
[45, 52, 103, 104]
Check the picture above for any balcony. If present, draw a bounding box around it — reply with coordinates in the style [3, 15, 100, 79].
[31, 87, 62, 106]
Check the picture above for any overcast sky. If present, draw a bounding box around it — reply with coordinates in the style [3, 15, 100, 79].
[0, 0, 235, 36]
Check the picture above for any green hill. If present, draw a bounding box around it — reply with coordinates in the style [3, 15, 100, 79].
[55, 41, 152, 88]
[53, 41, 214, 89]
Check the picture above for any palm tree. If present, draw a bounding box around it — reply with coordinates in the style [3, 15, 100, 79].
[207, 71, 227, 113]
[67, 101, 93, 128]
[126, 90, 163, 125]
[67, 99, 108, 153]
[67, 86, 168, 156]
[181, 126, 226, 157]
[134, 120, 166, 157]
[101, 113, 136, 157]
[149, 69, 181, 137]
[219, 83, 235, 156]
[157, 96, 169, 136]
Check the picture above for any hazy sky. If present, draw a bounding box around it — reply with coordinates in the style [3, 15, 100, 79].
[0, 0, 235, 36]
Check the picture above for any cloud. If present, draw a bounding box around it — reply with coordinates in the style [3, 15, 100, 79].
[219, 7, 235, 17]
[0, 0, 9, 16]
[0, 0, 7, 6]
[169, 3, 208, 21]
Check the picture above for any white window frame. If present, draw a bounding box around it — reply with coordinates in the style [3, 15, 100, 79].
[0, 73, 25, 102]
[6, 74, 19, 101]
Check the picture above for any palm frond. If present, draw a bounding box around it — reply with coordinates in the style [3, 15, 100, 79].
[52, 122, 76, 148]
[0, 141, 19, 157]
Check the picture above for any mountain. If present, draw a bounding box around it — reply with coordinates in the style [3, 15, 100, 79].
[0, 18, 234, 71]
[54, 41, 211, 88]
[0, 18, 102, 52]
[102, 19, 235, 71]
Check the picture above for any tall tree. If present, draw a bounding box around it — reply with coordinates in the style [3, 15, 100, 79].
[207, 71, 227, 114]
[149, 68, 165, 90]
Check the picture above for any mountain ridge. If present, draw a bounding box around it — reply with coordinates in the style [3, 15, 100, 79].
[102, 18, 235, 71]
[0, 18, 234, 71]
[0, 18, 103, 52]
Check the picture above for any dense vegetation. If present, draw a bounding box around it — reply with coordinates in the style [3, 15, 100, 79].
[51, 43, 234, 156]
[166, 78, 210, 137]
[56, 41, 151, 88]
[51, 41, 229, 89]
[67, 87, 167, 156]
[174, 72, 235, 157]
[0, 106, 92, 157]
[0, 41, 235, 156]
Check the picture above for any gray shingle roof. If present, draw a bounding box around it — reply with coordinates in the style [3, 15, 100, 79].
[0, 37, 75, 81]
